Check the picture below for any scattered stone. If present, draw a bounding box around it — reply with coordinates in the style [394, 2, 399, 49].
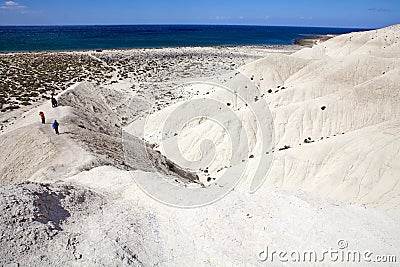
[279, 145, 291, 151]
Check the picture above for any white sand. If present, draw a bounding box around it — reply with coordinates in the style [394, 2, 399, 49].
[135, 24, 400, 214]
[0, 26, 399, 266]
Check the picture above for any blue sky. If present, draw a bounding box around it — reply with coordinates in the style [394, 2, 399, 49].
[0, 0, 399, 28]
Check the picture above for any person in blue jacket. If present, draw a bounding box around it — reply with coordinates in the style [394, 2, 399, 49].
[52, 120, 60, 135]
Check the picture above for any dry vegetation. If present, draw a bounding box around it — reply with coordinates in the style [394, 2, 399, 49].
[0, 47, 266, 113]
[97, 49, 251, 83]
[0, 53, 114, 112]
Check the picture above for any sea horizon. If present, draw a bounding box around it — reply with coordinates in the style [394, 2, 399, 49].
[0, 24, 369, 52]
[0, 23, 373, 28]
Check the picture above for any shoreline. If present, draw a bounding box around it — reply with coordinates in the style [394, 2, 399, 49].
[0, 24, 366, 54]
[0, 44, 301, 54]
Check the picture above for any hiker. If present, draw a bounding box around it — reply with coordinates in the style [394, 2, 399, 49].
[51, 96, 58, 108]
[39, 111, 45, 124]
[52, 120, 60, 135]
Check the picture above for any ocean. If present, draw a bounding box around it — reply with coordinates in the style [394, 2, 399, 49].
[0, 25, 367, 52]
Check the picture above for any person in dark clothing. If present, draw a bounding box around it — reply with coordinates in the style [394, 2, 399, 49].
[51, 96, 58, 108]
[52, 120, 60, 135]
[39, 111, 45, 124]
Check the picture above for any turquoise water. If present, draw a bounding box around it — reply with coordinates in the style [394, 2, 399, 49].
[0, 25, 367, 52]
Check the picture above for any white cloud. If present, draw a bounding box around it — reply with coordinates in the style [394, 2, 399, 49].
[0, 1, 27, 9]
[368, 7, 391, 13]
[215, 16, 232, 20]
[215, 16, 247, 21]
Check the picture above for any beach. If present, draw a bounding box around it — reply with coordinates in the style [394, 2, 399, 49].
[0, 24, 399, 266]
